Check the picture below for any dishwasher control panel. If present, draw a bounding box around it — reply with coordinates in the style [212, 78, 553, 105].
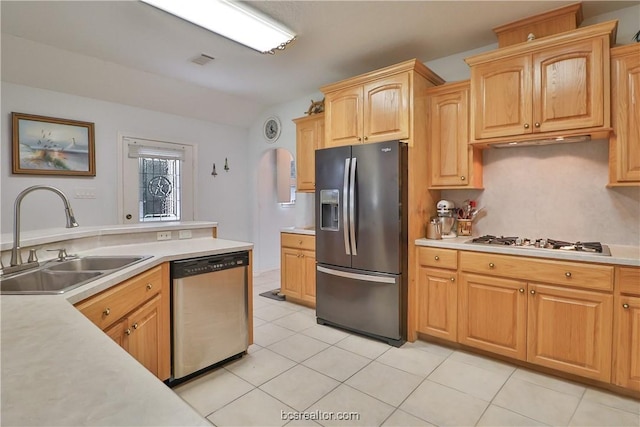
[171, 251, 249, 279]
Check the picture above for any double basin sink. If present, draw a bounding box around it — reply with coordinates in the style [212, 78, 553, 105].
[0, 256, 150, 295]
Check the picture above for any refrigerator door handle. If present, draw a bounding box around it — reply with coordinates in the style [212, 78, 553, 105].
[317, 265, 396, 284]
[343, 158, 351, 255]
[349, 157, 357, 255]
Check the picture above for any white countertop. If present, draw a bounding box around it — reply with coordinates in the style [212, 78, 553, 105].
[281, 226, 316, 236]
[1, 236, 252, 426]
[415, 236, 640, 267]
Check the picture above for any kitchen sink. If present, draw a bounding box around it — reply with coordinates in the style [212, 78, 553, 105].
[0, 255, 151, 295]
[46, 256, 149, 272]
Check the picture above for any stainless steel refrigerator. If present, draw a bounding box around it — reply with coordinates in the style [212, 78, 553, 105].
[315, 140, 407, 347]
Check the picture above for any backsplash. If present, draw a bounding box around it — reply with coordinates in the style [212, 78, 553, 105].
[442, 139, 640, 246]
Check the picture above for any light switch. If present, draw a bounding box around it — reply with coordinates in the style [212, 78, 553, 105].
[74, 188, 96, 199]
[179, 230, 192, 239]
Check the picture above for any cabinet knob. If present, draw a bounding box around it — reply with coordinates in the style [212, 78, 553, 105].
[358, 137, 362, 141]
[524, 123, 530, 129]
[534, 122, 541, 128]
[146, 283, 153, 290]
[299, 240, 303, 245]
[460, 176, 466, 181]
[623, 303, 630, 309]
[103, 308, 111, 316]
[132, 323, 139, 330]
[565, 272, 572, 278]
[434, 256, 440, 261]
[489, 263, 495, 268]
[364, 136, 368, 141]
[450, 277, 455, 282]
[530, 290, 536, 295]
[519, 288, 525, 293]
[125, 328, 131, 336]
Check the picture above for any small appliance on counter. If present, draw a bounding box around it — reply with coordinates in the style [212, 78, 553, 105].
[426, 218, 442, 240]
[436, 200, 457, 239]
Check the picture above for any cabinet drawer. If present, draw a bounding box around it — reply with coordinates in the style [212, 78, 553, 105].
[75, 265, 163, 330]
[281, 233, 315, 251]
[618, 267, 640, 296]
[460, 251, 613, 291]
[417, 247, 457, 270]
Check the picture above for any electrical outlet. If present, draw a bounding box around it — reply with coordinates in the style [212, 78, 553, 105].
[74, 188, 96, 199]
[157, 231, 172, 241]
[179, 230, 192, 239]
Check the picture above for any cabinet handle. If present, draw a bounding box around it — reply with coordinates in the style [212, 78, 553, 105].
[125, 328, 131, 336]
[489, 263, 495, 268]
[565, 272, 572, 278]
[132, 323, 139, 330]
[530, 290, 536, 295]
[623, 303, 630, 309]
[298, 240, 303, 245]
[524, 123, 530, 129]
[460, 176, 466, 181]
[434, 256, 440, 261]
[534, 122, 540, 128]
[519, 288, 525, 293]
[103, 308, 111, 316]
[146, 283, 153, 290]
[450, 277, 455, 282]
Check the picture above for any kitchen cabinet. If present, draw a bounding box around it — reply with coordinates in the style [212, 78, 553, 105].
[321, 59, 444, 148]
[609, 44, 640, 186]
[466, 21, 616, 145]
[293, 113, 324, 192]
[75, 263, 170, 381]
[613, 267, 640, 391]
[416, 247, 458, 341]
[426, 81, 482, 189]
[458, 251, 613, 382]
[281, 232, 316, 307]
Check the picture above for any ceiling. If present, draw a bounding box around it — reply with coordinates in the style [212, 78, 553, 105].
[1, 1, 637, 127]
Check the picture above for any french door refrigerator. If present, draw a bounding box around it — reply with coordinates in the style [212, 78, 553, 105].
[315, 140, 407, 347]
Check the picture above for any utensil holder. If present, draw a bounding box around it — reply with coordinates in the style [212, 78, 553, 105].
[457, 219, 472, 236]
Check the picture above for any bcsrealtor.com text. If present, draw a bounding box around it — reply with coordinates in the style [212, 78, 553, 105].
[281, 410, 361, 421]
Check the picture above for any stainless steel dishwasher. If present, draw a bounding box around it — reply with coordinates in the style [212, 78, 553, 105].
[169, 251, 249, 385]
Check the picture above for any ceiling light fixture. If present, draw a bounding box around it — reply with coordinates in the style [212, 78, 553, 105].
[141, 0, 296, 54]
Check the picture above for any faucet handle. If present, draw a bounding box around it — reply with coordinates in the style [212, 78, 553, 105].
[47, 248, 68, 261]
[28, 248, 39, 263]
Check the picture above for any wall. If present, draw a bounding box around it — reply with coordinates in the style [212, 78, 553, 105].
[1, 82, 251, 242]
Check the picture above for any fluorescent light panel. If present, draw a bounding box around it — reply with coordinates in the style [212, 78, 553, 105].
[141, 0, 296, 54]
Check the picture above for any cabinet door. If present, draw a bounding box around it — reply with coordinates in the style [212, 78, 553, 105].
[611, 45, 640, 183]
[613, 295, 640, 391]
[281, 247, 303, 299]
[471, 55, 532, 139]
[533, 37, 606, 133]
[459, 273, 527, 360]
[324, 86, 363, 148]
[527, 284, 613, 382]
[127, 294, 163, 379]
[302, 249, 316, 305]
[363, 73, 410, 143]
[296, 116, 321, 192]
[428, 84, 470, 187]
[417, 267, 457, 341]
[104, 317, 129, 351]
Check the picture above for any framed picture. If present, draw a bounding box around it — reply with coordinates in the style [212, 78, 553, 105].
[12, 112, 96, 176]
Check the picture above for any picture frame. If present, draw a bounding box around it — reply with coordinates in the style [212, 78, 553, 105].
[12, 112, 96, 176]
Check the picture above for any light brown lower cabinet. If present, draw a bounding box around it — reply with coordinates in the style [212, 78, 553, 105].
[613, 267, 640, 391]
[75, 263, 170, 381]
[281, 233, 316, 307]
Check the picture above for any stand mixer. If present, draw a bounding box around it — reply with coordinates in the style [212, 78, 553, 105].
[436, 200, 457, 239]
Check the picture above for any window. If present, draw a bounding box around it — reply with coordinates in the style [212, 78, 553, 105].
[120, 137, 194, 223]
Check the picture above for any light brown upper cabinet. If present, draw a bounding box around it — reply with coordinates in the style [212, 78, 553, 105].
[609, 44, 640, 186]
[293, 113, 324, 192]
[465, 21, 617, 146]
[426, 81, 482, 189]
[321, 59, 444, 148]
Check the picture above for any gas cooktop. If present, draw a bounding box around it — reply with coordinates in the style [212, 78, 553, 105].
[466, 235, 611, 256]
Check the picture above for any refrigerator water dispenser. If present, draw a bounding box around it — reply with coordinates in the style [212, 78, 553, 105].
[320, 189, 339, 231]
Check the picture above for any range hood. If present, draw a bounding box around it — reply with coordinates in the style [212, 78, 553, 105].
[492, 135, 591, 148]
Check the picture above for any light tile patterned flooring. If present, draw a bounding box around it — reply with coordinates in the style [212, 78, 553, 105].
[174, 269, 640, 427]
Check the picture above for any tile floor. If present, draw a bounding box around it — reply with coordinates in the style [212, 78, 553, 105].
[173, 269, 640, 427]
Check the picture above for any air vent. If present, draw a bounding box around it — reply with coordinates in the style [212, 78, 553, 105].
[191, 54, 215, 66]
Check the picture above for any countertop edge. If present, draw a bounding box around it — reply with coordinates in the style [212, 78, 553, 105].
[281, 227, 316, 236]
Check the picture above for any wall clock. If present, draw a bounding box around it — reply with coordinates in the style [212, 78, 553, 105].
[263, 116, 281, 143]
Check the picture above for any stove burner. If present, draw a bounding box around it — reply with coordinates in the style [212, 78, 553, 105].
[468, 235, 609, 255]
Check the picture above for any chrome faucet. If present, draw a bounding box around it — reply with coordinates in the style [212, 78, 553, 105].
[6, 185, 79, 274]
